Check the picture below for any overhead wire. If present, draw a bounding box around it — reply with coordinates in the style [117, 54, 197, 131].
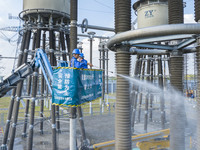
[93, 0, 113, 9]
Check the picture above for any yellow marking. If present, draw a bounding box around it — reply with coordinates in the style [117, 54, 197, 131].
[92, 129, 170, 150]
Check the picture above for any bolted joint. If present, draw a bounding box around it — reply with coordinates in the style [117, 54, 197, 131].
[171, 50, 183, 56]
[70, 20, 77, 27]
[52, 124, 56, 129]
[0, 144, 7, 150]
[31, 97, 36, 102]
[16, 97, 21, 102]
[29, 125, 34, 130]
[12, 123, 16, 128]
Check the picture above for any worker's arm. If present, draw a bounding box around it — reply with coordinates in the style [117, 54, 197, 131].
[87, 62, 93, 67]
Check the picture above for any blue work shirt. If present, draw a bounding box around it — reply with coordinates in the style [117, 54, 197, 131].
[80, 59, 88, 69]
[70, 57, 80, 68]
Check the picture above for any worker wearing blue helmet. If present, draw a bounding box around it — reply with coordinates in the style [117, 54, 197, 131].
[79, 53, 93, 69]
[70, 49, 81, 68]
[79, 53, 88, 69]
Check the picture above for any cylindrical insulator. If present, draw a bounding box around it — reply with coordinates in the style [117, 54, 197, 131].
[70, 0, 78, 60]
[168, 0, 184, 24]
[115, 0, 131, 33]
[170, 57, 183, 91]
[115, 51, 131, 150]
[195, 0, 200, 22]
[169, 56, 185, 150]
[70, 0, 77, 21]
[196, 38, 200, 149]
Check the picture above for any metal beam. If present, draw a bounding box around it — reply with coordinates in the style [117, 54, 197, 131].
[177, 38, 196, 50]
[129, 34, 195, 45]
[130, 48, 169, 55]
[107, 24, 200, 49]
[132, 44, 174, 51]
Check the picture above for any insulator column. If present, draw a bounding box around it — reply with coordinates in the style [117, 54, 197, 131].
[27, 29, 41, 150]
[56, 105, 61, 133]
[144, 56, 151, 132]
[70, 0, 78, 60]
[60, 32, 67, 61]
[196, 38, 200, 149]
[114, 0, 131, 149]
[27, 70, 38, 150]
[168, 0, 184, 24]
[115, 51, 131, 150]
[22, 100, 30, 138]
[1, 31, 27, 149]
[8, 29, 31, 150]
[168, 0, 185, 149]
[195, 0, 200, 22]
[51, 105, 57, 150]
[169, 56, 185, 150]
[131, 56, 140, 133]
[77, 106, 88, 148]
[158, 55, 165, 129]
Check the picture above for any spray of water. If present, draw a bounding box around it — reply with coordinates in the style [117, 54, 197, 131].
[118, 74, 197, 149]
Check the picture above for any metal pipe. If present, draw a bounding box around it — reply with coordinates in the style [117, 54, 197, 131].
[40, 99, 44, 134]
[131, 55, 141, 133]
[40, 31, 46, 135]
[27, 70, 38, 150]
[52, 32, 57, 66]
[65, 34, 70, 60]
[144, 55, 151, 132]
[149, 56, 154, 122]
[130, 48, 169, 55]
[102, 44, 105, 103]
[106, 49, 109, 96]
[144, 94, 149, 132]
[60, 32, 67, 61]
[21, 100, 30, 138]
[69, 107, 77, 150]
[158, 55, 165, 129]
[79, 24, 114, 32]
[26, 28, 41, 150]
[77, 106, 88, 148]
[51, 105, 57, 150]
[78, 34, 109, 39]
[56, 105, 61, 133]
[99, 40, 102, 69]
[89, 35, 93, 69]
[107, 24, 200, 49]
[8, 29, 31, 150]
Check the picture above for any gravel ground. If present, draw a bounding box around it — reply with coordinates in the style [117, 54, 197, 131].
[0, 111, 196, 150]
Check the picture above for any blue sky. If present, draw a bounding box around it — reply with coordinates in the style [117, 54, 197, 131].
[0, 0, 196, 76]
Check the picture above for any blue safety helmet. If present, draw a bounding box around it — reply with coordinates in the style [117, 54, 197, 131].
[80, 53, 84, 58]
[72, 49, 80, 55]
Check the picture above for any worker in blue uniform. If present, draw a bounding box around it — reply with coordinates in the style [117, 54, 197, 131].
[79, 53, 93, 69]
[70, 49, 81, 68]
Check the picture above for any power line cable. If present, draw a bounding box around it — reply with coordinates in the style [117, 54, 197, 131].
[93, 0, 113, 9]
[79, 7, 113, 13]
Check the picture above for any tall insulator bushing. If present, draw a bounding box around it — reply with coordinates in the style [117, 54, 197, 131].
[115, 0, 131, 150]
[115, 0, 131, 33]
[195, 0, 200, 22]
[168, 0, 184, 24]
